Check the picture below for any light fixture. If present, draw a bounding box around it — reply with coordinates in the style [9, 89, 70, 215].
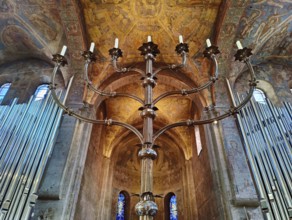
[50, 35, 257, 219]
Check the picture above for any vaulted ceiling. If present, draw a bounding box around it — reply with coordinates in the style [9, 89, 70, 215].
[1, 1, 291, 75]
[0, 0, 291, 158]
[80, 0, 221, 62]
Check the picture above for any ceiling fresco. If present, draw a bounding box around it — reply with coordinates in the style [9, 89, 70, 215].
[80, 0, 221, 63]
[99, 80, 196, 159]
[238, 0, 292, 66]
[78, 0, 223, 158]
[0, 0, 63, 66]
[0, 0, 291, 161]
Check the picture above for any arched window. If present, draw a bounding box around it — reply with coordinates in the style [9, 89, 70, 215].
[34, 84, 49, 101]
[0, 83, 11, 104]
[288, 80, 292, 93]
[253, 89, 266, 104]
[116, 191, 129, 220]
[165, 193, 178, 220]
[170, 195, 178, 220]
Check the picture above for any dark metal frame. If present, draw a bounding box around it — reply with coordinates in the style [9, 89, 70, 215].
[50, 39, 257, 219]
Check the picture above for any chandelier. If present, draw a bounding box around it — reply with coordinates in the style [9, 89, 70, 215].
[50, 35, 257, 219]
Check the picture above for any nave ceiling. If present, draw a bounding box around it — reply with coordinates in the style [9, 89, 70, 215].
[0, 0, 291, 158]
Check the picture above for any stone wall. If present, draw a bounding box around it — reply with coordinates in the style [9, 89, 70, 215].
[0, 59, 64, 104]
[192, 125, 219, 220]
[235, 63, 292, 104]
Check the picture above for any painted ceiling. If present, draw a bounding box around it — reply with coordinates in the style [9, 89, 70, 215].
[79, 0, 224, 159]
[0, 0, 291, 159]
[80, 0, 221, 62]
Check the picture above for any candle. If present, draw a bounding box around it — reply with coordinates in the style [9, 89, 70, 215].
[206, 39, 211, 47]
[236, 40, 243, 49]
[89, 42, 95, 52]
[179, 35, 183, 43]
[60, 45, 67, 56]
[147, 35, 152, 42]
[114, 38, 119, 48]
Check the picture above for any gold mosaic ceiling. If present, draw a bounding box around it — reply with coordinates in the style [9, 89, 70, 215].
[80, 0, 222, 64]
[78, 0, 223, 159]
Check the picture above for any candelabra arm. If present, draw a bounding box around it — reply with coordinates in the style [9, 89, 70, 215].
[182, 51, 187, 66]
[153, 120, 193, 142]
[84, 61, 144, 105]
[112, 58, 145, 76]
[230, 58, 257, 112]
[112, 58, 127, 73]
[50, 62, 144, 143]
[153, 117, 228, 142]
[153, 108, 238, 142]
[153, 55, 219, 105]
[152, 52, 187, 77]
[209, 54, 219, 106]
[211, 55, 219, 78]
[153, 57, 257, 142]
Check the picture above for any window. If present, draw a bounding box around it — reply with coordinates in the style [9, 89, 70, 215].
[253, 89, 266, 104]
[170, 195, 178, 220]
[0, 83, 11, 104]
[194, 125, 202, 156]
[34, 84, 49, 101]
[165, 193, 178, 220]
[288, 80, 292, 93]
[238, 89, 292, 219]
[116, 192, 126, 220]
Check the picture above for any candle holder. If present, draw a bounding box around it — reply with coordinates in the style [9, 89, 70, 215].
[234, 47, 253, 62]
[51, 37, 257, 218]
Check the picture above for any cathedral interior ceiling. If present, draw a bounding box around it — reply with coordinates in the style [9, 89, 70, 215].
[236, 1, 292, 66]
[0, 0, 291, 160]
[80, 0, 222, 159]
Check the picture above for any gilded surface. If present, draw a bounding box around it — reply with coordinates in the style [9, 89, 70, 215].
[0, 1, 291, 218]
[80, 0, 222, 92]
[80, 0, 221, 64]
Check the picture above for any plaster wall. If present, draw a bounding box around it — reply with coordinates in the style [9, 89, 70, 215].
[74, 120, 221, 220]
[235, 63, 292, 104]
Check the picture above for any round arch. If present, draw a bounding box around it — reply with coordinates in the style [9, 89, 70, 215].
[164, 192, 178, 220]
[115, 190, 131, 220]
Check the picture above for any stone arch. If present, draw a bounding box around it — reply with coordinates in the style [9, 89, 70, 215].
[288, 80, 292, 92]
[0, 58, 64, 104]
[115, 190, 131, 220]
[255, 80, 279, 104]
[76, 59, 219, 220]
[234, 62, 292, 104]
[164, 192, 177, 220]
[110, 132, 186, 219]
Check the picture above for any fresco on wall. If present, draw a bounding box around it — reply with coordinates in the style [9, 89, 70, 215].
[80, 0, 222, 65]
[238, 1, 292, 65]
[0, 0, 12, 12]
[235, 63, 292, 103]
[2, 25, 39, 50]
[0, 0, 64, 66]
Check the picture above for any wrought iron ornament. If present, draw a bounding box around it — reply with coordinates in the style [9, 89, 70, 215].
[51, 37, 257, 219]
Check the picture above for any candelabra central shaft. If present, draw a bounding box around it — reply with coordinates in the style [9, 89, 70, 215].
[140, 55, 157, 220]
[51, 37, 256, 219]
[135, 42, 161, 218]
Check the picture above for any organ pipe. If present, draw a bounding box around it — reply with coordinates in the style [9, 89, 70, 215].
[0, 87, 69, 220]
[226, 80, 292, 219]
